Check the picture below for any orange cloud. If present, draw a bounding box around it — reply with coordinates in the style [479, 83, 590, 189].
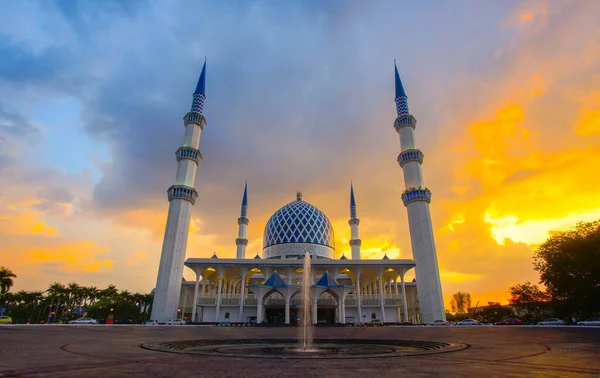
[27, 240, 113, 273]
[575, 106, 600, 135]
[0, 211, 57, 236]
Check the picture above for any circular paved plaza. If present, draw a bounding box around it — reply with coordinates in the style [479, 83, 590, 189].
[1, 325, 599, 377]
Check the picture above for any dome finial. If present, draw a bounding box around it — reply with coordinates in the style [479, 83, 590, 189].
[296, 191, 302, 201]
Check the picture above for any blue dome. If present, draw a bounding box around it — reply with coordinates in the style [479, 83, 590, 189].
[263, 195, 334, 250]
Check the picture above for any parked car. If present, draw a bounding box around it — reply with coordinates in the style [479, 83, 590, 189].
[577, 317, 600, 326]
[142, 320, 160, 326]
[496, 318, 523, 325]
[167, 319, 186, 326]
[428, 319, 450, 326]
[537, 318, 565, 326]
[0, 315, 12, 324]
[457, 319, 482, 326]
[68, 317, 98, 324]
[367, 319, 384, 327]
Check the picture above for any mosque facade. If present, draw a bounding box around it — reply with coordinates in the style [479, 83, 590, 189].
[151, 60, 446, 325]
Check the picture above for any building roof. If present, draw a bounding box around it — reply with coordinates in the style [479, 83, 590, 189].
[184, 257, 416, 272]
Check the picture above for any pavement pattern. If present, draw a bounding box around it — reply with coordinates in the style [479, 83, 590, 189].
[1, 325, 599, 377]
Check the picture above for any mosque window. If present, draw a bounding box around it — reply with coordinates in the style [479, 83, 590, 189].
[371, 313, 377, 319]
[225, 312, 230, 320]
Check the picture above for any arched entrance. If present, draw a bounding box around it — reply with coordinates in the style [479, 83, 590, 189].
[263, 289, 285, 324]
[316, 290, 339, 324]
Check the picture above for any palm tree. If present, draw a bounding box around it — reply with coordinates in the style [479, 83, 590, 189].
[46, 282, 66, 322]
[0, 266, 17, 294]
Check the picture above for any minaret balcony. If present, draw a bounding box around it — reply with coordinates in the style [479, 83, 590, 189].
[236, 238, 249, 246]
[348, 218, 360, 226]
[401, 187, 432, 206]
[183, 112, 206, 129]
[349, 239, 362, 246]
[397, 149, 424, 167]
[175, 146, 202, 165]
[393, 114, 416, 132]
[167, 185, 199, 205]
[237, 216, 249, 225]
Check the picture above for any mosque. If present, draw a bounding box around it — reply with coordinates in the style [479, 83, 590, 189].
[151, 60, 446, 325]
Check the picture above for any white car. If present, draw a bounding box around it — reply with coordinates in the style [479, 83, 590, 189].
[457, 319, 482, 326]
[142, 320, 160, 326]
[167, 319, 186, 326]
[537, 318, 564, 326]
[68, 317, 98, 324]
[428, 319, 450, 326]
[577, 317, 600, 326]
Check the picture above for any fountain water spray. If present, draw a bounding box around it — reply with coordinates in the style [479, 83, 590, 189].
[300, 252, 313, 350]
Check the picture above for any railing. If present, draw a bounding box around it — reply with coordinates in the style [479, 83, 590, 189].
[196, 293, 408, 307]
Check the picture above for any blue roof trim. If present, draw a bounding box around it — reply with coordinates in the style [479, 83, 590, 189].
[313, 272, 353, 289]
[247, 271, 301, 289]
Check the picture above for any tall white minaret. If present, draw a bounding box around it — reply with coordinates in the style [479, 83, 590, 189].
[393, 62, 445, 323]
[236, 182, 249, 259]
[348, 183, 361, 260]
[151, 60, 207, 322]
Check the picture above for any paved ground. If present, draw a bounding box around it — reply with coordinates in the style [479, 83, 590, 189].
[1, 325, 599, 377]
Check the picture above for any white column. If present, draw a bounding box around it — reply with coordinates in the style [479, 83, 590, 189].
[401, 272, 409, 323]
[257, 299, 263, 323]
[215, 275, 223, 321]
[341, 294, 346, 324]
[378, 274, 386, 322]
[191, 272, 201, 322]
[285, 298, 290, 325]
[355, 273, 362, 325]
[182, 287, 188, 320]
[238, 272, 246, 322]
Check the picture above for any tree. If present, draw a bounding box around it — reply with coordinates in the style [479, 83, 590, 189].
[0, 266, 17, 294]
[534, 220, 600, 317]
[509, 281, 550, 321]
[450, 292, 472, 314]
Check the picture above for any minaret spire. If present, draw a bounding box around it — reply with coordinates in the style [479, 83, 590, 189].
[152, 59, 208, 323]
[241, 181, 248, 217]
[394, 61, 409, 116]
[392, 61, 445, 323]
[191, 58, 207, 113]
[236, 182, 249, 259]
[350, 182, 357, 218]
[348, 182, 361, 260]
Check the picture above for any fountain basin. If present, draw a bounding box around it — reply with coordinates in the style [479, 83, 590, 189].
[142, 339, 467, 359]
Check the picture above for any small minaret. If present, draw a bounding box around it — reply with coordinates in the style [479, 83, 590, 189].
[236, 182, 249, 259]
[348, 183, 361, 260]
[152, 59, 207, 323]
[393, 62, 445, 323]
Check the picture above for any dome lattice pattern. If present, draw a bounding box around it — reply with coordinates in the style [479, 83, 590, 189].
[263, 199, 334, 249]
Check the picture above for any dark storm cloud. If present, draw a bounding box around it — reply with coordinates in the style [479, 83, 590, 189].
[0, 0, 513, 250]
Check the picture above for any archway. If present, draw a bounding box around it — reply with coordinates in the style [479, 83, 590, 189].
[316, 289, 339, 325]
[289, 290, 309, 326]
[263, 289, 285, 325]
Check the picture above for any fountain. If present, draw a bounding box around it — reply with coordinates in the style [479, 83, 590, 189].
[299, 251, 313, 351]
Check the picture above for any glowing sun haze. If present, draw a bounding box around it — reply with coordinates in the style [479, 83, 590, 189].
[1, 0, 600, 309]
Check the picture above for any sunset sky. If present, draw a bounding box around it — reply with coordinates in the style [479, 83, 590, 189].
[1, 0, 600, 308]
